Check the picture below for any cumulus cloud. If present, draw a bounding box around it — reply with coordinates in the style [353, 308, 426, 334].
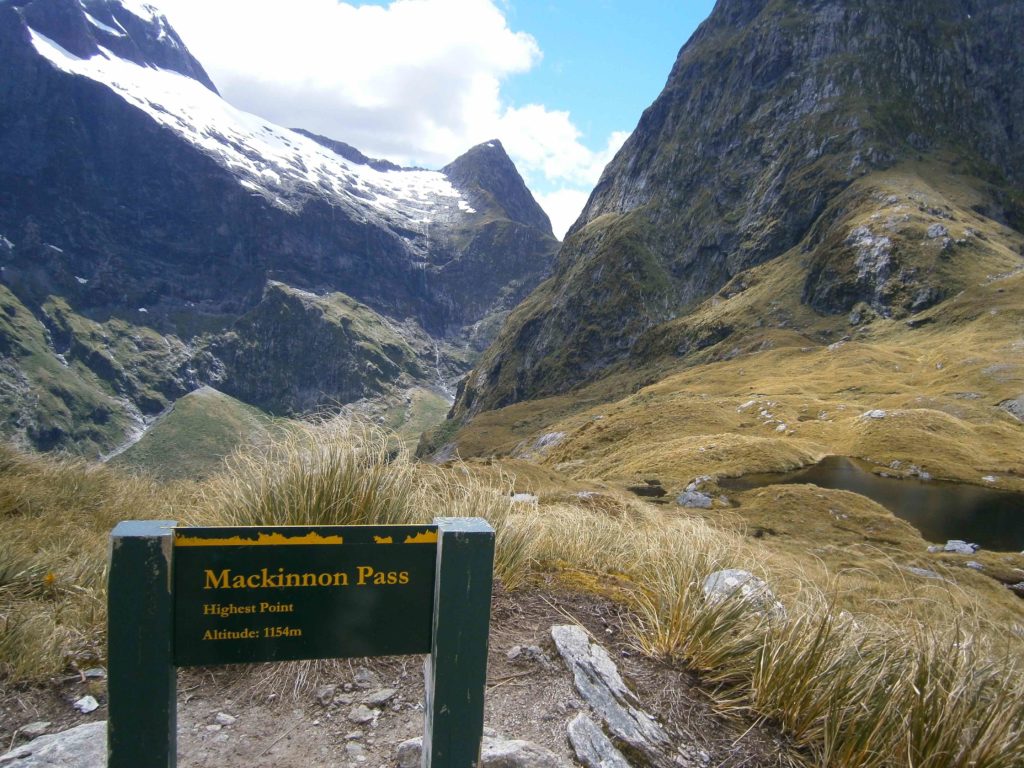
[535, 188, 592, 242]
[157, 0, 628, 237]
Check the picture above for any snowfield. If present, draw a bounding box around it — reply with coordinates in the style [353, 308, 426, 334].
[28, 28, 471, 229]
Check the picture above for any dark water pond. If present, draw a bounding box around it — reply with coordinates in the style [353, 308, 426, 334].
[720, 456, 1024, 552]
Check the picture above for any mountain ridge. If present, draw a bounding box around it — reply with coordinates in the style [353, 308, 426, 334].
[0, 0, 557, 453]
[451, 0, 1024, 420]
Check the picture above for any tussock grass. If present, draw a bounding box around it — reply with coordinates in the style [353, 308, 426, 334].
[2, 426, 1023, 766]
[190, 419, 530, 587]
[0, 444, 189, 680]
[195, 421, 417, 528]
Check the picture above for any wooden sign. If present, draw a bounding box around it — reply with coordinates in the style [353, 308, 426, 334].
[173, 525, 439, 665]
[107, 518, 494, 768]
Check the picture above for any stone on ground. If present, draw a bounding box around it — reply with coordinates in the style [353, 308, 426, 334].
[566, 712, 632, 768]
[551, 625, 678, 766]
[0, 721, 105, 767]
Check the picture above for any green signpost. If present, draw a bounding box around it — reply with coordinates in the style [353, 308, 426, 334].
[107, 517, 494, 768]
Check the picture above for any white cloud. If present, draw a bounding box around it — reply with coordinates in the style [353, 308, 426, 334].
[499, 109, 629, 188]
[156, 0, 628, 233]
[512, 126, 630, 237]
[536, 188, 592, 240]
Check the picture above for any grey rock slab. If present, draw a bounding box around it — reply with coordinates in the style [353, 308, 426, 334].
[999, 397, 1024, 422]
[551, 625, 672, 766]
[943, 540, 980, 554]
[702, 569, 786, 620]
[567, 713, 632, 768]
[0, 721, 105, 767]
[361, 687, 397, 707]
[483, 736, 570, 768]
[398, 735, 569, 768]
[675, 490, 713, 509]
[347, 704, 376, 724]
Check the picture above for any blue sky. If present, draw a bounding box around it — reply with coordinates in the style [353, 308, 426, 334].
[158, 0, 717, 237]
[502, 2, 715, 151]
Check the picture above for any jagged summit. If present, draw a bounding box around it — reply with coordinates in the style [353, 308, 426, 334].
[443, 140, 553, 236]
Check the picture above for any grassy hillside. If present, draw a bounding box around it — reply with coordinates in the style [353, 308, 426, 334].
[425, 162, 1024, 632]
[111, 386, 281, 481]
[0, 287, 140, 454]
[1, 424, 1021, 766]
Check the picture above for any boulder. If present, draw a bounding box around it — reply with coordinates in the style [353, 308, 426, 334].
[942, 540, 980, 555]
[0, 721, 105, 767]
[702, 569, 786, 620]
[675, 490, 713, 509]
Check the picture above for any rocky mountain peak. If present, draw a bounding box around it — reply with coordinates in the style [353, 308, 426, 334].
[443, 140, 553, 236]
[11, 0, 218, 92]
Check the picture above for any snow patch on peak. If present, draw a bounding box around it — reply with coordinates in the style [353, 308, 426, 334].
[115, 0, 159, 23]
[27, 28, 471, 231]
[83, 11, 126, 37]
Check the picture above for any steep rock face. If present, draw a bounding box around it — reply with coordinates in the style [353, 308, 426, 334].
[454, 0, 1024, 417]
[212, 283, 425, 415]
[19, 0, 219, 90]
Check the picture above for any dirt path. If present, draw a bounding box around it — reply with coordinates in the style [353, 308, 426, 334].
[1, 586, 797, 767]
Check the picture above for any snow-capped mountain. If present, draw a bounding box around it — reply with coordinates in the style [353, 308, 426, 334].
[0, 0, 558, 452]
[26, 10, 479, 238]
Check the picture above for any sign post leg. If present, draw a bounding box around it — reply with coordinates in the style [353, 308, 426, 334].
[423, 518, 495, 768]
[108, 520, 177, 768]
